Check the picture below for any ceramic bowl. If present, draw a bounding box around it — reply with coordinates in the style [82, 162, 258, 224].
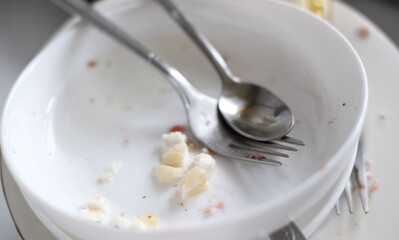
[1, 0, 367, 239]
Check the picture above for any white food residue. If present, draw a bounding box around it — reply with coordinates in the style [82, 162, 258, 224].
[154, 131, 217, 200]
[81, 194, 108, 222]
[99, 161, 122, 183]
[161, 142, 190, 169]
[112, 214, 132, 229]
[193, 153, 216, 176]
[132, 214, 159, 230]
[203, 206, 217, 216]
[152, 165, 183, 182]
[161, 132, 187, 151]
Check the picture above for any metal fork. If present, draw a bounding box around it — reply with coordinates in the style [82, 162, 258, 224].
[335, 138, 369, 214]
[52, 0, 304, 166]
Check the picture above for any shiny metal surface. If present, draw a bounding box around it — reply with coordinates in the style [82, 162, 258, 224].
[53, 0, 299, 165]
[157, 0, 294, 142]
[335, 138, 369, 214]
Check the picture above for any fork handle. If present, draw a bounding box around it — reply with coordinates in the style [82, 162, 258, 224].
[52, 0, 199, 109]
[157, 0, 237, 85]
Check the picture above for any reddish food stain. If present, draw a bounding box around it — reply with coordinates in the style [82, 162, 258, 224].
[187, 140, 200, 151]
[216, 201, 225, 210]
[370, 181, 378, 194]
[246, 154, 266, 160]
[180, 203, 184, 207]
[122, 138, 129, 147]
[148, 215, 152, 219]
[319, 164, 326, 171]
[222, 53, 230, 63]
[169, 125, 185, 133]
[358, 26, 370, 38]
[366, 160, 372, 169]
[87, 60, 98, 68]
[366, 172, 373, 180]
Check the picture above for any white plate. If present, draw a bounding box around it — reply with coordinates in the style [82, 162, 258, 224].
[2, 0, 398, 239]
[1, 149, 354, 240]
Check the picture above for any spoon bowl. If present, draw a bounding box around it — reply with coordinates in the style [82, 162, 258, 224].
[158, 0, 294, 141]
[219, 81, 294, 141]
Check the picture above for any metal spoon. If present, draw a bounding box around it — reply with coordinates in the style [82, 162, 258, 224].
[157, 0, 294, 142]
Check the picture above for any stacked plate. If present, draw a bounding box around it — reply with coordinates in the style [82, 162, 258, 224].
[1, 0, 368, 239]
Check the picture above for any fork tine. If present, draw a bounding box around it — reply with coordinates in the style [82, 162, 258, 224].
[344, 180, 354, 213]
[221, 149, 283, 165]
[236, 156, 282, 166]
[241, 138, 298, 151]
[229, 142, 289, 158]
[335, 202, 341, 215]
[353, 139, 369, 214]
[277, 136, 305, 146]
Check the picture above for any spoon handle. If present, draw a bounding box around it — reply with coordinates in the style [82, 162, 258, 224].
[157, 0, 236, 84]
[52, 0, 199, 109]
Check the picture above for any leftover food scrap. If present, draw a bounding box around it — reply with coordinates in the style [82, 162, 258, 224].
[153, 131, 216, 200]
[81, 194, 108, 222]
[112, 214, 159, 230]
[99, 161, 122, 183]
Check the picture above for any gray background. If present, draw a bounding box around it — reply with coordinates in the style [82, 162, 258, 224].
[0, 0, 398, 239]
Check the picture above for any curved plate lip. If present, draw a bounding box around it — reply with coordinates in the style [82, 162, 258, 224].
[0, 0, 368, 236]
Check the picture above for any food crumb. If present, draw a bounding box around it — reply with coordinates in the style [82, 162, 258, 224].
[246, 154, 266, 160]
[169, 125, 185, 133]
[342, 102, 346, 106]
[187, 141, 199, 151]
[319, 164, 326, 171]
[132, 214, 159, 229]
[180, 202, 184, 207]
[201, 148, 210, 154]
[112, 215, 132, 229]
[222, 53, 230, 63]
[122, 138, 129, 147]
[378, 111, 387, 120]
[366, 160, 372, 169]
[366, 172, 373, 180]
[358, 25, 370, 38]
[99, 162, 122, 183]
[216, 201, 225, 210]
[81, 194, 108, 222]
[142, 195, 146, 199]
[204, 206, 217, 216]
[370, 180, 378, 194]
[87, 60, 98, 68]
